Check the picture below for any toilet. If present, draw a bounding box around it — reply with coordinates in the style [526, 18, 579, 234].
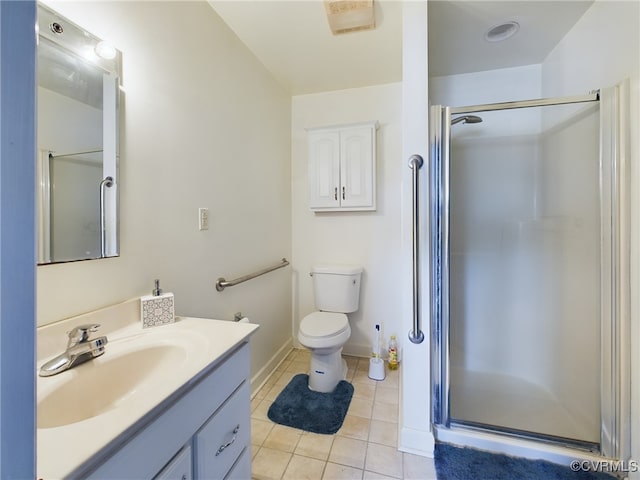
[298, 265, 363, 393]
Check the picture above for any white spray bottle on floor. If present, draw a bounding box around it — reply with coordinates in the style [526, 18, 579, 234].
[368, 323, 386, 380]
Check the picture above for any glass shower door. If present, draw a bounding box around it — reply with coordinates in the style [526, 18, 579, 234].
[429, 89, 628, 455]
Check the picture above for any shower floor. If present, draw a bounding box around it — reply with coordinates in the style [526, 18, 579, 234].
[450, 368, 599, 444]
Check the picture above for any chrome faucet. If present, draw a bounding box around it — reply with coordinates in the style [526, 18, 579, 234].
[39, 323, 108, 377]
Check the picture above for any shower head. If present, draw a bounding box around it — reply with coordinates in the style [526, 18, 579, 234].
[451, 115, 483, 126]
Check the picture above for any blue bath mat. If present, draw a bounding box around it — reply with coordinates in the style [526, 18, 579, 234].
[435, 443, 616, 480]
[267, 374, 354, 434]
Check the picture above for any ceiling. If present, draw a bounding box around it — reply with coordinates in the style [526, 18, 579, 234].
[428, 1, 594, 77]
[208, 0, 403, 95]
[208, 0, 594, 96]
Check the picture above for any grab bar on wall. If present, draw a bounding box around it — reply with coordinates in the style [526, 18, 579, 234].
[408, 155, 425, 344]
[99, 176, 114, 258]
[50, 149, 103, 158]
[216, 258, 289, 292]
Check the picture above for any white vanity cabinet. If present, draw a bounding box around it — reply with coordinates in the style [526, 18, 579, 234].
[308, 121, 378, 211]
[81, 342, 251, 480]
[155, 445, 192, 480]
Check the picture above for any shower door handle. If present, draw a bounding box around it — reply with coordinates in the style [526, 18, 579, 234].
[408, 155, 425, 344]
[99, 176, 114, 257]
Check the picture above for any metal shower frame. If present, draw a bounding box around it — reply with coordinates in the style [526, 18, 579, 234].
[428, 86, 630, 460]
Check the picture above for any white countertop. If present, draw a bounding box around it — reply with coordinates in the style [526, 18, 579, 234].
[36, 312, 258, 479]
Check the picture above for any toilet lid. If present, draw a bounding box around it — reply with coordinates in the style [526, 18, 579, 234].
[300, 312, 348, 338]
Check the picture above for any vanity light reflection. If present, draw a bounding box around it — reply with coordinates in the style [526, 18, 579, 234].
[95, 41, 117, 60]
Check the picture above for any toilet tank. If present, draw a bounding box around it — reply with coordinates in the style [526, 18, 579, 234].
[312, 265, 363, 313]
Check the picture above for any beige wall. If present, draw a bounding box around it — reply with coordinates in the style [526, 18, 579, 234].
[291, 82, 403, 357]
[37, 1, 292, 385]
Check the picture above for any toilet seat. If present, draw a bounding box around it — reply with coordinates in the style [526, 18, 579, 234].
[298, 312, 351, 350]
[299, 312, 348, 337]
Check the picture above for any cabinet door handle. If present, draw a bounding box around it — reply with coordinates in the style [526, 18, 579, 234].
[342, 186, 346, 200]
[215, 424, 240, 456]
[334, 187, 338, 200]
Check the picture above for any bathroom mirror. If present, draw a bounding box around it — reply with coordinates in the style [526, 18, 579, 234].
[36, 3, 121, 264]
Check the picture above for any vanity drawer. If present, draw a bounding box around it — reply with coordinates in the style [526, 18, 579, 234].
[224, 447, 250, 480]
[194, 380, 250, 479]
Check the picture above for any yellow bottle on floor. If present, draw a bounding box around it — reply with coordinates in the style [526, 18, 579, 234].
[388, 335, 398, 370]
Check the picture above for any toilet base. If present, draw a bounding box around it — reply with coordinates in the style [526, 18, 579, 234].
[308, 348, 348, 393]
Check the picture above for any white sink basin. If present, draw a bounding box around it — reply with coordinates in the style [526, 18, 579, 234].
[36, 325, 211, 429]
[38, 344, 188, 428]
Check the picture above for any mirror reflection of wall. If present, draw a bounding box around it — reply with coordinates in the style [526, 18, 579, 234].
[36, 4, 121, 265]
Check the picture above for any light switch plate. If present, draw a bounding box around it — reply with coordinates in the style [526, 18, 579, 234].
[198, 207, 209, 231]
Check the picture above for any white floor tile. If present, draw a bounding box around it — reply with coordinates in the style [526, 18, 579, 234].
[251, 351, 419, 480]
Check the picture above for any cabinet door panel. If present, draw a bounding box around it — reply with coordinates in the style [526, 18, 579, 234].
[308, 131, 340, 209]
[154, 444, 192, 480]
[340, 126, 375, 209]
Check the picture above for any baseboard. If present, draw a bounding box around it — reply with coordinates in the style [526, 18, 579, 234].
[292, 340, 380, 360]
[399, 426, 436, 457]
[250, 337, 293, 397]
[343, 342, 373, 358]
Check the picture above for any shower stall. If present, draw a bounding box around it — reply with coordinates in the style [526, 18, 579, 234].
[428, 84, 630, 460]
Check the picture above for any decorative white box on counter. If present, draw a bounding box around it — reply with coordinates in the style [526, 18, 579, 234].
[141, 293, 175, 328]
[141, 279, 175, 328]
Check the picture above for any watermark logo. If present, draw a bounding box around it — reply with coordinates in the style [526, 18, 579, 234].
[570, 459, 639, 474]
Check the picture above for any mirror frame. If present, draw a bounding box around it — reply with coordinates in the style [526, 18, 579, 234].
[36, 3, 121, 265]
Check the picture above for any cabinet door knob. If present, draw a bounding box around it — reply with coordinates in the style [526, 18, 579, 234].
[342, 186, 346, 200]
[215, 424, 240, 456]
[334, 187, 338, 200]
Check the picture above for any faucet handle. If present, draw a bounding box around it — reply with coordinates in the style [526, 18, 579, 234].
[67, 323, 101, 346]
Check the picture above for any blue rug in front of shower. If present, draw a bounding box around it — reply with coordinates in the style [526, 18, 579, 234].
[267, 373, 353, 435]
[435, 443, 616, 480]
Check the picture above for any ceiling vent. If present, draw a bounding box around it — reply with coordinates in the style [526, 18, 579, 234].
[324, 0, 375, 35]
[485, 21, 520, 42]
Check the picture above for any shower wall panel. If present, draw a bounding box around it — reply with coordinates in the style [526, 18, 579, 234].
[449, 136, 539, 383]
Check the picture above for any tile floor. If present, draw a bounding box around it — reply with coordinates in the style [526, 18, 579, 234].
[250, 349, 438, 480]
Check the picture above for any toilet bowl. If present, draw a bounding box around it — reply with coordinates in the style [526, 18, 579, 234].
[298, 312, 351, 392]
[297, 266, 362, 393]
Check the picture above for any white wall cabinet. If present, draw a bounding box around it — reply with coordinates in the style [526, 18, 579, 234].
[308, 121, 378, 211]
